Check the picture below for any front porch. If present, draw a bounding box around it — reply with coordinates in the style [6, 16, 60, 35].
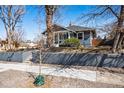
[53, 30, 77, 47]
[53, 30, 94, 47]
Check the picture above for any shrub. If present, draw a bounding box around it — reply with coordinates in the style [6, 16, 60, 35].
[64, 38, 80, 47]
[92, 39, 102, 47]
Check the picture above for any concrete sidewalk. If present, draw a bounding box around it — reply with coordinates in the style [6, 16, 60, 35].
[0, 62, 96, 81]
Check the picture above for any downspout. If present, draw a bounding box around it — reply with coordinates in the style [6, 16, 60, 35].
[58, 32, 60, 47]
[90, 31, 93, 46]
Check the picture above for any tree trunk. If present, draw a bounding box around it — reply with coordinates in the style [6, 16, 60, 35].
[118, 32, 124, 49]
[112, 31, 121, 52]
[112, 5, 124, 52]
[8, 28, 12, 50]
[7, 6, 13, 50]
[45, 6, 54, 48]
[46, 14, 53, 47]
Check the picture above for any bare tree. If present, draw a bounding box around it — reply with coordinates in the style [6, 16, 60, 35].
[0, 5, 25, 50]
[113, 6, 124, 52]
[37, 5, 63, 48]
[98, 22, 117, 39]
[80, 5, 124, 52]
[12, 26, 25, 49]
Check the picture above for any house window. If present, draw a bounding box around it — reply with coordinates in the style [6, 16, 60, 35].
[59, 32, 65, 44]
[84, 32, 90, 40]
[63, 32, 68, 39]
[78, 33, 83, 40]
[54, 33, 58, 44]
[70, 32, 77, 38]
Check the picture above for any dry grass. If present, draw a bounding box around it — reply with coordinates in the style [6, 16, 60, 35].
[0, 70, 123, 88]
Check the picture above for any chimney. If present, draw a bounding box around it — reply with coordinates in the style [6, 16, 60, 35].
[69, 21, 72, 27]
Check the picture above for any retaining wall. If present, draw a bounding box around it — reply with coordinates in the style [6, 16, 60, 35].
[32, 52, 124, 68]
[0, 51, 32, 62]
[0, 50, 124, 68]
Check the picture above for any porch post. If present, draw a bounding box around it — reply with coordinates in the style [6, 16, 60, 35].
[58, 32, 60, 46]
[90, 31, 92, 46]
[68, 32, 70, 39]
[77, 33, 78, 38]
[83, 32, 84, 40]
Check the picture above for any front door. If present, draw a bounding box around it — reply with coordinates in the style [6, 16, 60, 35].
[83, 32, 91, 47]
[77, 32, 84, 45]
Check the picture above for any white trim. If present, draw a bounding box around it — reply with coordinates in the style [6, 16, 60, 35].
[68, 32, 70, 39]
[54, 31, 68, 33]
[58, 33, 60, 46]
[76, 33, 78, 38]
[90, 31, 92, 46]
[77, 32, 83, 40]
[53, 30, 76, 33]
[83, 32, 84, 40]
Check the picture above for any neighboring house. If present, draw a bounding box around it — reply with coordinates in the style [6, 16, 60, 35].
[43, 24, 96, 47]
[23, 40, 37, 48]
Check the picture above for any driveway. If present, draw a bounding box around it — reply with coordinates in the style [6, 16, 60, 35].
[0, 62, 96, 81]
[0, 61, 124, 88]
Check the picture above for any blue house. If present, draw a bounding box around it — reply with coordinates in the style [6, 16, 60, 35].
[43, 24, 96, 47]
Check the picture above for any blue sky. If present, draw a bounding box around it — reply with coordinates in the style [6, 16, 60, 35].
[0, 5, 115, 40]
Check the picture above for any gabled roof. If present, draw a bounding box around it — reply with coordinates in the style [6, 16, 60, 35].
[66, 25, 95, 32]
[52, 24, 66, 31]
[42, 24, 66, 34]
[42, 24, 96, 34]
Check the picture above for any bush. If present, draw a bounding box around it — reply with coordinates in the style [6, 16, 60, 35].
[64, 38, 80, 47]
[92, 39, 103, 47]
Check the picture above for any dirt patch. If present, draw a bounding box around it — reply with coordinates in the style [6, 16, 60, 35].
[0, 70, 123, 88]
